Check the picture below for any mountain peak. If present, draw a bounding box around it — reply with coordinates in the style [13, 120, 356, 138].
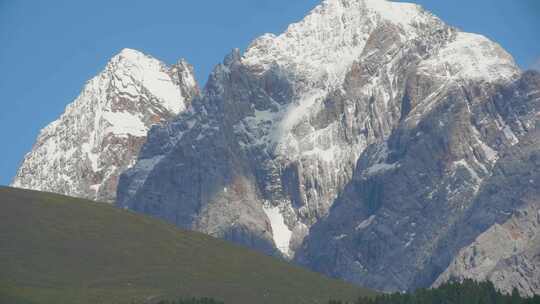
[243, 0, 518, 88]
[242, 0, 441, 88]
[108, 48, 152, 66]
[321, 0, 425, 25]
[104, 48, 190, 114]
[12, 49, 199, 203]
[224, 48, 242, 66]
[117, 47, 145, 57]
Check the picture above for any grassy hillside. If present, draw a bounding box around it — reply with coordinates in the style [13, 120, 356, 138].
[0, 186, 374, 304]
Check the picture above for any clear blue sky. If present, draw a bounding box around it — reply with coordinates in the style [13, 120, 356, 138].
[1, 0, 539, 186]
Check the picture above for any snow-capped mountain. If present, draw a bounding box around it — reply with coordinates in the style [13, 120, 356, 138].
[12, 48, 199, 202]
[116, 0, 540, 295]
[114, 0, 540, 294]
[12, 0, 540, 296]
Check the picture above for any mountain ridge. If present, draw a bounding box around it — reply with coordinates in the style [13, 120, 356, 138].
[11, 0, 540, 297]
[119, 0, 519, 255]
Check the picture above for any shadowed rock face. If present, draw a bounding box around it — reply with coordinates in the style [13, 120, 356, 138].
[13, 49, 199, 203]
[295, 71, 540, 293]
[116, 0, 539, 295]
[430, 72, 540, 296]
[118, 50, 284, 257]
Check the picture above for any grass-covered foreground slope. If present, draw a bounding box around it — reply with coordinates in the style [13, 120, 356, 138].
[0, 186, 374, 304]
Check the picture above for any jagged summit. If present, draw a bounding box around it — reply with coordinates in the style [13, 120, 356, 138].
[243, 0, 437, 85]
[243, 0, 517, 88]
[107, 48, 166, 73]
[105, 48, 197, 113]
[323, 0, 427, 25]
[112, 47, 145, 59]
[12, 49, 199, 202]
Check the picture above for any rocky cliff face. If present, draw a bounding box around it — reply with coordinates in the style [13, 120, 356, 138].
[294, 70, 540, 293]
[117, 0, 540, 295]
[118, 0, 465, 257]
[12, 49, 199, 202]
[431, 72, 540, 296]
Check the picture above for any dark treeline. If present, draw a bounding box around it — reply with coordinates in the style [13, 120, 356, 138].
[156, 298, 224, 304]
[330, 280, 540, 304]
[155, 280, 540, 304]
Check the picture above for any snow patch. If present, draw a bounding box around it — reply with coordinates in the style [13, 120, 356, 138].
[102, 111, 148, 137]
[405, 232, 416, 248]
[453, 159, 481, 184]
[280, 90, 325, 134]
[303, 145, 339, 163]
[419, 32, 519, 83]
[365, 162, 399, 176]
[478, 141, 499, 163]
[502, 125, 519, 146]
[263, 203, 292, 257]
[113, 48, 185, 114]
[363, 0, 426, 29]
[334, 234, 348, 240]
[356, 215, 376, 231]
